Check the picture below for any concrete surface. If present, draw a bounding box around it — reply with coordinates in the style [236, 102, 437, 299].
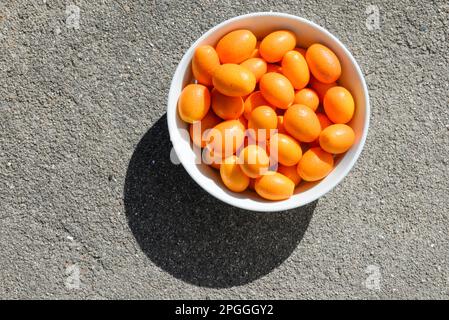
[0, 0, 448, 299]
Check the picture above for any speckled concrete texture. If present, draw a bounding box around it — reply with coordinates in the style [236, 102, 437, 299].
[0, 0, 448, 299]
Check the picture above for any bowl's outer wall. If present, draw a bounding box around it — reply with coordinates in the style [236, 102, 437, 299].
[167, 12, 369, 212]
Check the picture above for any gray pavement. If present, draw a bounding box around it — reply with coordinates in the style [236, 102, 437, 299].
[0, 0, 448, 299]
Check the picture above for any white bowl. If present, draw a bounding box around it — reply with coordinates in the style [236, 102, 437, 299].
[167, 12, 369, 212]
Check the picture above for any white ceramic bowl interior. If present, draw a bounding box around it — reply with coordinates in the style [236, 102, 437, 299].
[167, 12, 369, 212]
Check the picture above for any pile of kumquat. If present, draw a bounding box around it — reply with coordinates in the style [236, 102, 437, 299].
[178, 29, 355, 201]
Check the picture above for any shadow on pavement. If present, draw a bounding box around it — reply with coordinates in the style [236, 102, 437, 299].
[124, 114, 317, 288]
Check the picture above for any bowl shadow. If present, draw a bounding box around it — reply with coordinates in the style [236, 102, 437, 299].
[124, 114, 317, 288]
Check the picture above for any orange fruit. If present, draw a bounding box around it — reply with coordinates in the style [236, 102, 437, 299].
[238, 115, 248, 129]
[238, 145, 270, 178]
[277, 164, 301, 185]
[206, 120, 245, 156]
[297, 147, 334, 181]
[248, 106, 278, 141]
[249, 41, 261, 58]
[316, 112, 333, 129]
[212, 64, 256, 97]
[220, 155, 250, 192]
[284, 104, 321, 142]
[305, 43, 341, 84]
[319, 124, 355, 154]
[216, 29, 257, 64]
[308, 75, 336, 102]
[269, 133, 303, 166]
[259, 30, 296, 63]
[259, 72, 294, 109]
[202, 147, 222, 169]
[281, 50, 310, 89]
[323, 86, 355, 123]
[240, 57, 267, 82]
[294, 88, 319, 111]
[276, 115, 287, 134]
[255, 172, 295, 200]
[180, 34, 357, 202]
[192, 45, 220, 86]
[211, 88, 244, 120]
[243, 91, 274, 120]
[178, 84, 210, 123]
[310, 112, 333, 147]
[189, 110, 222, 148]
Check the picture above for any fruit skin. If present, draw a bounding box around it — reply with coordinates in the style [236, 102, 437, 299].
[240, 58, 267, 83]
[212, 64, 256, 97]
[306, 43, 342, 84]
[238, 116, 248, 129]
[243, 91, 274, 120]
[206, 120, 245, 156]
[259, 72, 295, 109]
[276, 115, 287, 134]
[192, 45, 220, 86]
[284, 104, 321, 142]
[277, 164, 301, 185]
[269, 133, 302, 166]
[248, 106, 278, 141]
[281, 50, 310, 90]
[310, 112, 333, 147]
[319, 124, 355, 154]
[297, 147, 334, 181]
[255, 172, 295, 200]
[249, 41, 261, 58]
[220, 155, 250, 192]
[259, 30, 296, 63]
[189, 110, 222, 148]
[178, 84, 211, 123]
[294, 88, 319, 111]
[323, 86, 355, 124]
[316, 112, 333, 129]
[308, 76, 336, 102]
[238, 145, 270, 178]
[202, 147, 222, 169]
[211, 89, 244, 120]
[216, 29, 257, 64]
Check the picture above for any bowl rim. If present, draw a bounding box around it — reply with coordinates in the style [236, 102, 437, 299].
[167, 12, 370, 212]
